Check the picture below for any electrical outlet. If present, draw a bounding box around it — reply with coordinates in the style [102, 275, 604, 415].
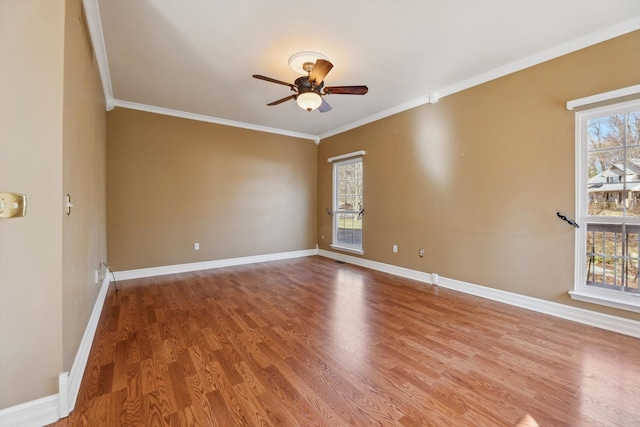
[392, 245, 398, 253]
[194, 242, 199, 250]
[419, 248, 424, 257]
[96, 261, 109, 284]
[321, 234, 324, 240]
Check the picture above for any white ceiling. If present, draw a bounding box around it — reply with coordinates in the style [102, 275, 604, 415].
[94, 0, 640, 140]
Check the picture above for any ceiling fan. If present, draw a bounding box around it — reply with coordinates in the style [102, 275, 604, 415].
[252, 52, 368, 113]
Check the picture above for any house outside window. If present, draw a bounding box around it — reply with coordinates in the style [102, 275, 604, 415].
[329, 152, 364, 254]
[573, 99, 640, 312]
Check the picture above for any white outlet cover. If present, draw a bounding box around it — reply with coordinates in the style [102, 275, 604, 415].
[194, 243, 199, 250]
[392, 245, 398, 253]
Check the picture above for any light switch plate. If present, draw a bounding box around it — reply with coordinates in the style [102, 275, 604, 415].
[0, 192, 27, 218]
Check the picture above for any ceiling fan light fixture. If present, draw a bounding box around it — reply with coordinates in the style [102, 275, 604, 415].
[296, 92, 322, 112]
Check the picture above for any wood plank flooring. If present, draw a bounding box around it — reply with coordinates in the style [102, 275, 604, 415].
[50, 256, 640, 426]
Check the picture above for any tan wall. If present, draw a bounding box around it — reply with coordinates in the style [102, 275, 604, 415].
[62, 0, 107, 370]
[107, 109, 317, 271]
[0, 0, 65, 408]
[318, 30, 640, 321]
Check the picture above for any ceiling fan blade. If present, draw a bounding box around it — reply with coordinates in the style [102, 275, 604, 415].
[318, 98, 332, 113]
[267, 94, 296, 106]
[309, 59, 333, 85]
[253, 74, 296, 90]
[324, 85, 368, 95]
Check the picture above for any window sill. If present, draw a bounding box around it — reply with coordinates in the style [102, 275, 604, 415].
[330, 245, 364, 256]
[569, 290, 640, 313]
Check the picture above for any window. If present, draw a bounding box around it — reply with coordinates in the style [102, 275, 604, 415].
[329, 152, 364, 254]
[574, 99, 640, 312]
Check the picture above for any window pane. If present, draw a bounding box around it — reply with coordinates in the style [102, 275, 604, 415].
[335, 212, 362, 246]
[627, 259, 638, 290]
[585, 223, 640, 293]
[628, 112, 640, 146]
[353, 196, 363, 211]
[343, 195, 356, 210]
[588, 114, 625, 151]
[587, 111, 640, 218]
[628, 230, 639, 292]
[333, 157, 363, 250]
[587, 149, 625, 216]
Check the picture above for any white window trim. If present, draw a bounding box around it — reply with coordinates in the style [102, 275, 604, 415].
[566, 84, 640, 111]
[329, 153, 364, 255]
[329, 244, 364, 255]
[569, 289, 640, 313]
[572, 99, 640, 313]
[327, 150, 366, 163]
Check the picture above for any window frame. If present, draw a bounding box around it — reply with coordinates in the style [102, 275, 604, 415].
[572, 99, 640, 313]
[330, 155, 364, 255]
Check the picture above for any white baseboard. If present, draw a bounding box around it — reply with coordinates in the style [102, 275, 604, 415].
[0, 249, 317, 426]
[0, 276, 111, 427]
[318, 249, 640, 339]
[58, 373, 68, 418]
[0, 394, 60, 427]
[0, 249, 316, 426]
[3, 246, 635, 427]
[114, 248, 318, 281]
[66, 275, 111, 412]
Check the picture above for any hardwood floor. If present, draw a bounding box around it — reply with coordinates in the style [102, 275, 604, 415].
[50, 256, 640, 426]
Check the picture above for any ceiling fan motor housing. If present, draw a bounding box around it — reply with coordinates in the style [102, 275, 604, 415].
[295, 76, 324, 95]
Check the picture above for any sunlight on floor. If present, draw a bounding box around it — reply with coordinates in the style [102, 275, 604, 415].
[578, 342, 639, 425]
[515, 413, 539, 426]
[329, 269, 370, 368]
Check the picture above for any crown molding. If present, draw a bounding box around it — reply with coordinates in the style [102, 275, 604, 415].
[433, 16, 640, 102]
[318, 17, 640, 141]
[112, 100, 317, 141]
[84, 2, 639, 142]
[82, 0, 114, 110]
